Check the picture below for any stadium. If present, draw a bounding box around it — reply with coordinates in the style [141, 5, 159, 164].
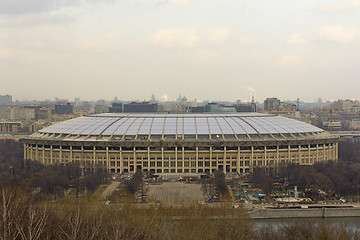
[22, 113, 338, 175]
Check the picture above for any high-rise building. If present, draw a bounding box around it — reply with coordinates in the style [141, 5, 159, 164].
[124, 102, 158, 113]
[205, 103, 236, 113]
[150, 94, 156, 103]
[234, 103, 256, 112]
[264, 98, 281, 111]
[109, 103, 123, 113]
[55, 103, 74, 114]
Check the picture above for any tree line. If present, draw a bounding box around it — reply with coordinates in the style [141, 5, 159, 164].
[0, 139, 107, 198]
[1, 185, 359, 240]
[250, 138, 360, 196]
[0, 185, 253, 240]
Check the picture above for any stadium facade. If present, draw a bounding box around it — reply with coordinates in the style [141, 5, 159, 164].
[22, 113, 338, 175]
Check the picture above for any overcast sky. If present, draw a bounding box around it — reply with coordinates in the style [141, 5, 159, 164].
[1, 0, 360, 102]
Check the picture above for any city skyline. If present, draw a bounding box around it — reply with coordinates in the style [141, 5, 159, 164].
[1, 0, 360, 101]
[0, 93, 339, 104]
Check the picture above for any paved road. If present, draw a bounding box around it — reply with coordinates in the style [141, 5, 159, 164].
[100, 181, 121, 200]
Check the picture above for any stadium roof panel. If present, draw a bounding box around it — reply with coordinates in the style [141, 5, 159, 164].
[37, 113, 326, 140]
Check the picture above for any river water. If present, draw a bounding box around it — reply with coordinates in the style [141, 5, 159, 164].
[254, 217, 360, 231]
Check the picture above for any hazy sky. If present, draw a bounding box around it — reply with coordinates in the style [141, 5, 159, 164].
[1, 0, 360, 102]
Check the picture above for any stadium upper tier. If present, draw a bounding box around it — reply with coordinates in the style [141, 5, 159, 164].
[33, 113, 329, 141]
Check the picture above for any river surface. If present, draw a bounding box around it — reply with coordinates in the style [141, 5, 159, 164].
[253, 217, 360, 231]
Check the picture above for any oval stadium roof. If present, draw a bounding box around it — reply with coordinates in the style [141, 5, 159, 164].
[34, 113, 328, 141]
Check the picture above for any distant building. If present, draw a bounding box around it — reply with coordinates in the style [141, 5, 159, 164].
[0, 121, 21, 133]
[205, 103, 236, 113]
[13, 108, 35, 120]
[35, 107, 51, 120]
[96, 99, 106, 106]
[322, 121, 341, 130]
[124, 102, 158, 113]
[0, 95, 12, 105]
[0, 107, 12, 120]
[109, 103, 123, 113]
[279, 102, 296, 112]
[333, 99, 360, 112]
[264, 98, 281, 111]
[191, 106, 206, 113]
[150, 94, 156, 103]
[234, 103, 256, 112]
[74, 98, 81, 106]
[346, 119, 360, 130]
[55, 103, 74, 114]
[95, 105, 109, 114]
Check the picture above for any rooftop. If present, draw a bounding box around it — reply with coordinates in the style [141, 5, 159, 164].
[25, 113, 332, 142]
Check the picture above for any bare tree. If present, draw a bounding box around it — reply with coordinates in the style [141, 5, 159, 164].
[16, 204, 49, 240]
[126, 170, 144, 195]
[213, 170, 228, 196]
[0, 187, 27, 240]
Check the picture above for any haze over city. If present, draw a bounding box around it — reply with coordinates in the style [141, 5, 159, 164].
[1, 0, 360, 101]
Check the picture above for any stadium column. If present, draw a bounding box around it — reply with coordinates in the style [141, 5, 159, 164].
[323, 144, 325, 161]
[308, 145, 311, 164]
[25, 144, 29, 160]
[162, 147, 165, 173]
[335, 142, 338, 161]
[50, 145, 53, 164]
[29, 145, 32, 161]
[30, 145, 33, 160]
[93, 146, 96, 171]
[174, 147, 177, 173]
[23, 144, 26, 160]
[196, 147, 199, 173]
[264, 146, 267, 167]
[120, 147, 123, 173]
[80, 146, 83, 170]
[69, 146, 72, 163]
[237, 146, 240, 174]
[60, 145, 63, 165]
[316, 144, 319, 163]
[106, 146, 110, 173]
[250, 146, 254, 172]
[328, 143, 334, 160]
[325, 143, 328, 161]
[36, 144, 38, 163]
[276, 146, 279, 171]
[223, 147, 226, 173]
[147, 147, 152, 173]
[42, 145, 45, 165]
[329, 143, 333, 160]
[175, 147, 178, 173]
[298, 145, 301, 164]
[288, 145, 291, 164]
[182, 147, 185, 173]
